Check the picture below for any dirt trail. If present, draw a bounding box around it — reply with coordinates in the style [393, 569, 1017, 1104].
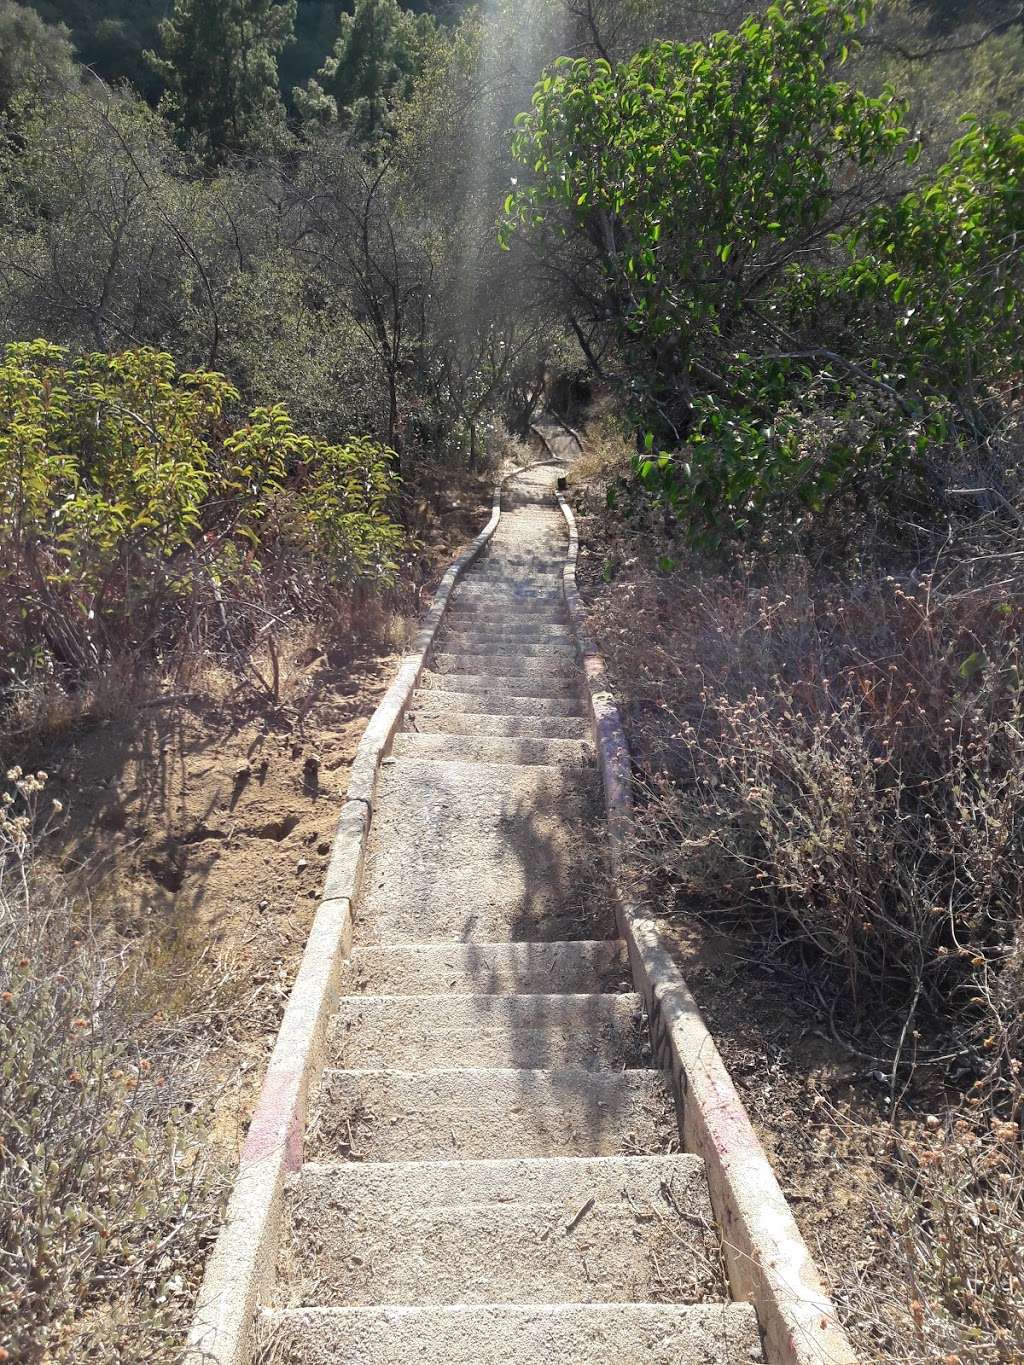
[257, 462, 763, 1363]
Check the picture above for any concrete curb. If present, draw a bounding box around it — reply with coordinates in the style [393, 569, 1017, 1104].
[185, 473, 515, 1365]
[546, 450, 857, 1365]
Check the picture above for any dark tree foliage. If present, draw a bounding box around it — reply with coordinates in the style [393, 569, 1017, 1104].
[0, 0, 78, 114]
[23, 0, 166, 99]
[147, 0, 297, 160]
[279, 0, 344, 99]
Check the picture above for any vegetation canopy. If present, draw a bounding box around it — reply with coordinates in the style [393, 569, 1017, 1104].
[0, 341, 402, 683]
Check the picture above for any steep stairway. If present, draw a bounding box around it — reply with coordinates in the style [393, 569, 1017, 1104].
[259, 463, 764, 1363]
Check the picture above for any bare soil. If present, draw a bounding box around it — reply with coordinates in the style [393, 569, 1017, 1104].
[27, 644, 401, 1164]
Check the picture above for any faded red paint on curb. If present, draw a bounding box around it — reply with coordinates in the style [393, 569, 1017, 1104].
[540, 429, 857, 1365]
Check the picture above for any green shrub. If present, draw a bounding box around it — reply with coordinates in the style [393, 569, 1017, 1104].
[0, 341, 403, 686]
[504, 2, 1024, 547]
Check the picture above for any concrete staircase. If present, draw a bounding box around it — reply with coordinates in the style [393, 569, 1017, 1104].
[259, 464, 763, 1362]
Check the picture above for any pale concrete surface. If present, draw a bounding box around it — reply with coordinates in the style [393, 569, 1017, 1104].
[429, 652, 581, 676]
[259, 1302, 763, 1363]
[408, 688, 586, 717]
[341, 940, 629, 995]
[390, 731, 594, 766]
[418, 670, 581, 696]
[327, 993, 650, 1070]
[309, 1066, 677, 1160]
[355, 756, 610, 945]
[435, 638, 580, 657]
[250, 460, 752, 1365]
[402, 711, 592, 739]
[282, 1154, 722, 1307]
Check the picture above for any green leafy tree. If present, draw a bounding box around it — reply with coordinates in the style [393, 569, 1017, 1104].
[148, 0, 297, 160]
[0, 0, 78, 118]
[0, 341, 403, 678]
[295, 0, 438, 142]
[502, 0, 909, 447]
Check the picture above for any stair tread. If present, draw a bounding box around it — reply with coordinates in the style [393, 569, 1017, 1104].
[358, 759, 608, 944]
[309, 1065, 677, 1161]
[258, 1302, 763, 1364]
[390, 733, 593, 767]
[342, 941, 629, 995]
[404, 712, 590, 739]
[409, 690, 587, 717]
[280, 1154, 723, 1308]
[328, 993, 648, 1070]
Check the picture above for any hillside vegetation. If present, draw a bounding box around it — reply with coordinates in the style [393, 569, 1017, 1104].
[0, 0, 1022, 1360]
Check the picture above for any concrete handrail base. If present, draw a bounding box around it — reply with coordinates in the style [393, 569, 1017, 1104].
[541, 434, 856, 1365]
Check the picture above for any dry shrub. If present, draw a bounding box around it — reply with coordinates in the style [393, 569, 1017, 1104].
[0, 774, 219, 1363]
[833, 1107, 1024, 1363]
[577, 476, 1024, 1109]
[574, 410, 1024, 1359]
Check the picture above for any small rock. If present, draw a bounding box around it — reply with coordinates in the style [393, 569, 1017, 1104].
[258, 898, 269, 912]
[296, 858, 308, 872]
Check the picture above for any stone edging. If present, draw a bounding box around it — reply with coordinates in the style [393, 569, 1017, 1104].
[184, 472, 518, 1365]
[549, 471, 857, 1365]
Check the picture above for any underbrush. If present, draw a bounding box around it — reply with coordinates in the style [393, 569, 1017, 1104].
[0, 773, 221, 1363]
[0, 341, 406, 722]
[572, 405, 1024, 1359]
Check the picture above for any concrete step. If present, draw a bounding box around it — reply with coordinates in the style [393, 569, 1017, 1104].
[446, 601, 569, 619]
[340, 941, 630, 996]
[436, 639, 578, 660]
[453, 589, 565, 607]
[429, 652, 579, 678]
[404, 711, 590, 739]
[280, 1154, 723, 1307]
[418, 671, 580, 698]
[309, 1066, 677, 1161]
[390, 733, 594, 767]
[473, 568, 563, 581]
[439, 628, 576, 649]
[356, 759, 609, 944]
[258, 1303, 764, 1364]
[443, 610, 571, 629]
[475, 569, 563, 581]
[478, 554, 565, 566]
[408, 690, 587, 718]
[328, 994, 649, 1071]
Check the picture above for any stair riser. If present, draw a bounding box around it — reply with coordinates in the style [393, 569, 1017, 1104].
[390, 733, 594, 767]
[419, 673, 581, 697]
[258, 1305, 764, 1365]
[439, 630, 576, 648]
[404, 713, 590, 739]
[436, 640, 578, 659]
[340, 941, 630, 996]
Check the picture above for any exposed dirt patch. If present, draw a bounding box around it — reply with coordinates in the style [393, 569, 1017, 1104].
[21, 644, 399, 1167]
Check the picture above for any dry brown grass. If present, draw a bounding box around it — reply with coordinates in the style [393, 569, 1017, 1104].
[570, 402, 1024, 1360]
[0, 775, 225, 1364]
